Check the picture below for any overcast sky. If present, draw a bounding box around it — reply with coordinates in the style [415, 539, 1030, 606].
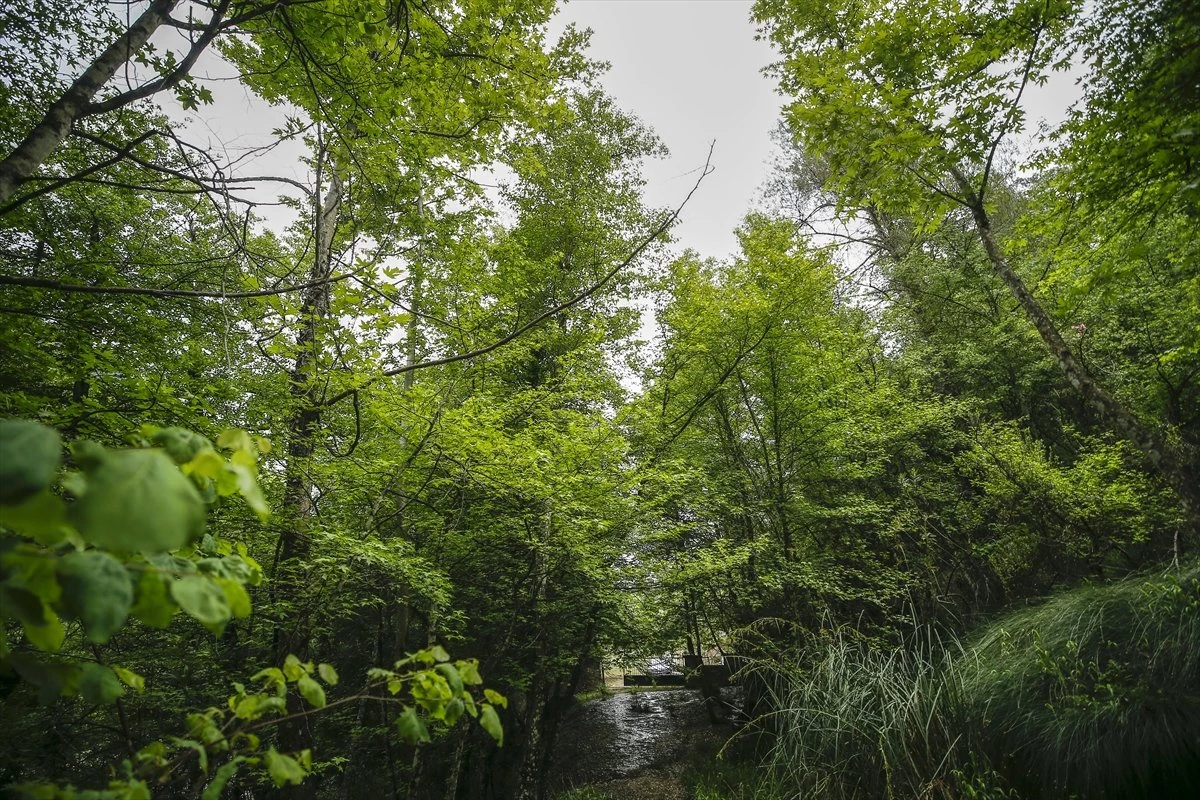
[554, 0, 782, 261]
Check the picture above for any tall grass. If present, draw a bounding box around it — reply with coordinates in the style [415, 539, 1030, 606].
[960, 562, 1200, 798]
[750, 563, 1200, 800]
[756, 627, 983, 800]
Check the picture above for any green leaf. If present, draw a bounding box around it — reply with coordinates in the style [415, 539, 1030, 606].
[57, 550, 134, 644]
[395, 706, 431, 744]
[226, 460, 269, 521]
[202, 757, 245, 800]
[479, 703, 503, 746]
[0, 490, 68, 544]
[130, 570, 178, 628]
[263, 746, 306, 787]
[456, 659, 483, 685]
[0, 583, 47, 627]
[483, 688, 508, 709]
[430, 644, 451, 663]
[435, 663, 463, 694]
[113, 665, 145, 693]
[216, 429, 255, 453]
[23, 610, 65, 652]
[443, 697, 465, 726]
[251, 666, 286, 691]
[173, 737, 209, 775]
[297, 674, 326, 708]
[70, 448, 206, 553]
[8, 653, 74, 704]
[231, 692, 264, 720]
[78, 663, 125, 705]
[0, 420, 62, 505]
[317, 662, 339, 686]
[170, 575, 231, 633]
[151, 427, 211, 465]
[216, 577, 251, 618]
[282, 654, 307, 682]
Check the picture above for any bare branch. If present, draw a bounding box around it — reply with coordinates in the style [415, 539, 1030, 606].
[0, 272, 356, 300]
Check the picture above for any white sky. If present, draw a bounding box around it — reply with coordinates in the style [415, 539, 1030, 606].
[554, 0, 783, 261]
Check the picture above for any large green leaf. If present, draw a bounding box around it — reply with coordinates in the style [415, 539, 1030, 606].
[170, 575, 230, 632]
[297, 674, 326, 708]
[0, 420, 62, 505]
[202, 757, 246, 800]
[479, 703, 504, 746]
[130, 570, 178, 628]
[70, 448, 205, 552]
[263, 747, 306, 787]
[151, 427, 211, 465]
[57, 550, 134, 643]
[395, 706, 431, 744]
[317, 662, 339, 686]
[0, 490, 68, 544]
[8, 653, 75, 704]
[23, 610, 65, 652]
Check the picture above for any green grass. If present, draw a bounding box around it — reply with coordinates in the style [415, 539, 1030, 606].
[749, 562, 1200, 799]
[959, 562, 1200, 798]
[685, 759, 786, 800]
[573, 688, 612, 703]
[554, 788, 614, 800]
[757, 626, 974, 800]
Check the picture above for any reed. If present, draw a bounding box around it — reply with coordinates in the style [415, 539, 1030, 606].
[960, 562, 1200, 798]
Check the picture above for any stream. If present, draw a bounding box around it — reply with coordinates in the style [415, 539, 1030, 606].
[546, 689, 729, 799]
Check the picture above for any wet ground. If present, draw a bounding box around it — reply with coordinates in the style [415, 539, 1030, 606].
[546, 689, 729, 799]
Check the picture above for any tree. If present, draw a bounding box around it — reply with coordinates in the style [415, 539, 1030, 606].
[753, 0, 1200, 531]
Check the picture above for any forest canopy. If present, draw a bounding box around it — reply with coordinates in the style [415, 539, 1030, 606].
[0, 1, 1197, 798]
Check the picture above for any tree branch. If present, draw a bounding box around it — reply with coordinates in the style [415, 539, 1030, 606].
[81, 0, 232, 117]
[0, 0, 180, 206]
[0, 272, 356, 300]
[322, 144, 717, 406]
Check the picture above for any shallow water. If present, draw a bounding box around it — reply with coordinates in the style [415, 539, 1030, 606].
[546, 689, 714, 792]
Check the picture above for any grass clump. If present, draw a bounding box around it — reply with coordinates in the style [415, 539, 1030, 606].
[758, 626, 981, 800]
[754, 563, 1200, 799]
[960, 562, 1200, 798]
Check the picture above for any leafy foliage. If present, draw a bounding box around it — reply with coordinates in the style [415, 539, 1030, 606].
[3, 0, 1199, 797]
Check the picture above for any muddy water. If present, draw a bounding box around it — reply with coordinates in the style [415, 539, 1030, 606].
[546, 689, 724, 797]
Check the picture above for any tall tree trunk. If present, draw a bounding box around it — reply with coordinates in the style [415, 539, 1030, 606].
[271, 165, 343, 797]
[513, 681, 547, 800]
[962, 193, 1200, 533]
[0, 0, 180, 205]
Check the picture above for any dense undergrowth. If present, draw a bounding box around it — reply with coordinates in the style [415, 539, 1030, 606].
[556, 565, 1200, 800]
[697, 564, 1200, 800]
